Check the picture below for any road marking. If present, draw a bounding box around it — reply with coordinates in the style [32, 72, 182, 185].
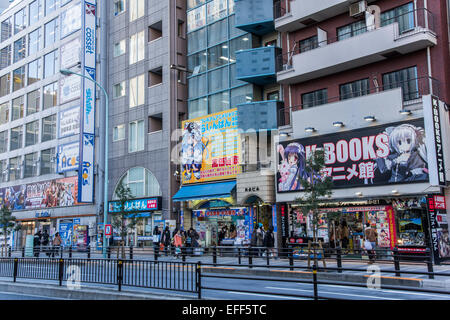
[227, 291, 307, 300]
[265, 286, 399, 300]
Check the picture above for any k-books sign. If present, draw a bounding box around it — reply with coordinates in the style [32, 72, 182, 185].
[78, 0, 96, 203]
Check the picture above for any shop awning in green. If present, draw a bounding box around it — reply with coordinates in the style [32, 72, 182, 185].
[172, 181, 236, 202]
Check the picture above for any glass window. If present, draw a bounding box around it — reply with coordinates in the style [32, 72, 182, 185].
[10, 126, 23, 151]
[42, 114, 56, 142]
[44, 50, 58, 78]
[340, 78, 370, 100]
[28, 27, 42, 55]
[13, 66, 25, 91]
[337, 20, 367, 41]
[9, 156, 20, 181]
[302, 89, 328, 108]
[0, 130, 8, 153]
[12, 96, 24, 121]
[0, 45, 12, 70]
[209, 66, 228, 93]
[113, 124, 125, 141]
[115, 167, 162, 199]
[14, 8, 27, 34]
[229, 14, 246, 39]
[0, 159, 7, 182]
[129, 30, 145, 64]
[187, 5, 206, 32]
[45, 0, 59, 16]
[187, 0, 205, 10]
[27, 89, 41, 115]
[230, 35, 251, 61]
[299, 35, 318, 53]
[114, 39, 126, 57]
[382, 66, 419, 101]
[40, 148, 56, 175]
[129, 120, 144, 152]
[28, 58, 42, 84]
[114, 0, 125, 16]
[231, 84, 253, 106]
[229, 0, 235, 14]
[207, 0, 227, 24]
[129, 74, 145, 107]
[208, 18, 227, 47]
[44, 18, 59, 46]
[381, 2, 415, 34]
[1, 17, 13, 42]
[188, 27, 207, 54]
[208, 90, 229, 114]
[0, 73, 11, 97]
[113, 82, 126, 98]
[43, 82, 58, 108]
[188, 97, 208, 119]
[208, 43, 229, 69]
[13, 37, 26, 63]
[29, 0, 43, 26]
[188, 73, 207, 99]
[24, 152, 39, 178]
[0, 102, 9, 125]
[188, 51, 207, 75]
[25, 121, 39, 146]
[130, 0, 144, 22]
[229, 63, 246, 88]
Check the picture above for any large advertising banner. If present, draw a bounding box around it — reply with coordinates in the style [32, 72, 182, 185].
[181, 108, 241, 184]
[58, 106, 80, 138]
[277, 119, 429, 192]
[78, 0, 97, 203]
[57, 142, 80, 173]
[60, 38, 82, 69]
[60, 2, 82, 39]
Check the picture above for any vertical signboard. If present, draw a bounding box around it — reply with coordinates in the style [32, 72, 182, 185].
[426, 195, 450, 264]
[78, 0, 96, 203]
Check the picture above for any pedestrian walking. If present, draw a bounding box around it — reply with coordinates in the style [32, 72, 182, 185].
[364, 222, 378, 263]
[264, 226, 277, 259]
[42, 230, 50, 257]
[250, 228, 258, 257]
[173, 229, 183, 259]
[161, 226, 171, 256]
[52, 232, 62, 257]
[338, 220, 349, 253]
[33, 231, 41, 257]
[256, 223, 265, 256]
[153, 226, 161, 258]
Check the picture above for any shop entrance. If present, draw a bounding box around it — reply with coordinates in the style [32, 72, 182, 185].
[245, 196, 272, 231]
[18, 221, 35, 248]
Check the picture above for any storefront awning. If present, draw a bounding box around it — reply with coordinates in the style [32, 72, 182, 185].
[172, 181, 236, 202]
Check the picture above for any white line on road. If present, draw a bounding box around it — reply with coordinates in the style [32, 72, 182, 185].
[227, 291, 307, 300]
[320, 284, 450, 298]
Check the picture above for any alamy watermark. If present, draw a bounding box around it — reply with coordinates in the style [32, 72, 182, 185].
[366, 264, 381, 290]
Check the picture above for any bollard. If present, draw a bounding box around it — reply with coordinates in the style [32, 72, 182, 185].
[238, 247, 241, 265]
[289, 246, 294, 271]
[393, 247, 401, 277]
[107, 246, 111, 260]
[87, 246, 91, 259]
[8, 246, 11, 258]
[154, 246, 158, 263]
[313, 264, 318, 301]
[182, 246, 186, 262]
[22, 247, 25, 258]
[337, 247, 342, 273]
[13, 258, 18, 282]
[69, 246, 72, 259]
[266, 248, 270, 266]
[117, 260, 123, 291]
[197, 261, 202, 300]
[426, 248, 434, 279]
[213, 246, 217, 265]
[248, 251, 253, 269]
[58, 259, 64, 286]
[129, 245, 133, 260]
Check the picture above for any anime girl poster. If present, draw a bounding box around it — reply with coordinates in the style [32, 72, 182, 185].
[181, 121, 209, 182]
[277, 143, 308, 192]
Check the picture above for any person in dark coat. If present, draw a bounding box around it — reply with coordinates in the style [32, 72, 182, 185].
[33, 231, 42, 257]
[42, 230, 50, 257]
[264, 226, 277, 259]
[153, 226, 161, 258]
[161, 226, 171, 256]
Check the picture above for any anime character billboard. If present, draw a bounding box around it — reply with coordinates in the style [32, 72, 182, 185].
[277, 119, 429, 192]
[181, 109, 241, 184]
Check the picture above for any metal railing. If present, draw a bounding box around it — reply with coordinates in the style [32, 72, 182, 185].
[277, 75, 440, 126]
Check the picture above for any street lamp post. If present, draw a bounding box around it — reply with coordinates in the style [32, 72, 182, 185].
[60, 69, 109, 258]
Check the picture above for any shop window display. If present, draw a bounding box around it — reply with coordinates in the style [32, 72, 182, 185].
[396, 209, 426, 246]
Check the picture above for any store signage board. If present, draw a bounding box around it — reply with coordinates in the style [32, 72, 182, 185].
[58, 105, 80, 138]
[108, 197, 161, 213]
[104, 224, 112, 236]
[193, 208, 248, 217]
[426, 195, 450, 264]
[57, 141, 79, 173]
[277, 119, 429, 193]
[60, 38, 82, 69]
[59, 73, 81, 105]
[60, 2, 82, 39]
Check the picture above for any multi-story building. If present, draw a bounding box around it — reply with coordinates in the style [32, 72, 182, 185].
[106, 0, 187, 245]
[274, 0, 450, 263]
[0, 0, 103, 249]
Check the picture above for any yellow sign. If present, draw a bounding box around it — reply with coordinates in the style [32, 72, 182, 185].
[181, 109, 241, 184]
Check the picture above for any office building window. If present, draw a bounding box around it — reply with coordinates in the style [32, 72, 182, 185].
[44, 50, 58, 78]
[115, 167, 161, 198]
[231, 84, 253, 106]
[149, 21, 163, 42]
[13, 37, 26, 63]
[148, 67, 163, 87]
[114, 0, 125, 16]
[44, 18, 59, 46]
[148, 114, 162, 133]
[207, 0, 227, 24]
[381, 2, 414, 34]
[129, 120, 144, 152]
[9, 156, 21, 181]
[130, 0, 144, 22]
[26, 120, 39, 146]
[113, 124, 125, 141]
[187, 28, 206, 54]
[24, 152, 39, 178]
[1, 17, 12, 41]
[0, 102, 9, 125]
[113, 82, 126, 98]
[40, 148, 55, 174]
[0, 73, 11, 97]
[302, 89, 328, 108]
[188, 97, 208, 119]
[28, 27, 42, 56]
[208, 66, 228, 93]
[13, 66, 26, 91]
[28, 58, 42, 84]
[208, 19, 227, 47]
[382, 66, 419, 101]
[129, 30, 145, 64]
[42, 114, 56, 141]
[0, 159, 7, 182]
[0, 45, 11, 70]
[129, 74, 145, 108]
[229, 35, 251, 61]
[45, 0, 59, 16]
[10, 126, 23, 151]
[209, 91, 229, 114]
[27, 89, 41, 115]
[14, 8, 27, 34]
[29, 0, 44, 26]
[188, 74, 207, 99]
[337, 20, 367, 41]
[113, 39, 126, 57]
[0, 130, 8, 153]
[188, 51, 207, 75]
[208, 43, 229, 69]
[43, 82, 58, 109]
[299, 35, 318, 53]
[12, 96, 24, 121]
[188, 0, 205, 10]
[340, 78, 370, 100]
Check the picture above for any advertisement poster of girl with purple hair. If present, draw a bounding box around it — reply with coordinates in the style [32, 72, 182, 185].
[277, 143, 309, 192]
[181, 121, 209, 182]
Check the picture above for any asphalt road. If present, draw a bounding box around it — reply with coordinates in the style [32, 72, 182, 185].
[0, 291, 57, 300]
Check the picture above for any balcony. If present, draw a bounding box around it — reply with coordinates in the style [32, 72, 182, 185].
[274, 0, 377, 33]
[236, 46, 282, 85]
[237, 100, 283, 132]
[235, 0, 276, 36]
[277, 8, 437, 85]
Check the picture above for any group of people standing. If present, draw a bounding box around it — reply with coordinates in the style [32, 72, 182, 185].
[250, 223, 277, 258]
[152, 226, 200, 258]
[33, 230, 62, 257]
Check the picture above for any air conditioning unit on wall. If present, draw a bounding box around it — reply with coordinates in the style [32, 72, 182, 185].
[349, 1, 367, 17]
